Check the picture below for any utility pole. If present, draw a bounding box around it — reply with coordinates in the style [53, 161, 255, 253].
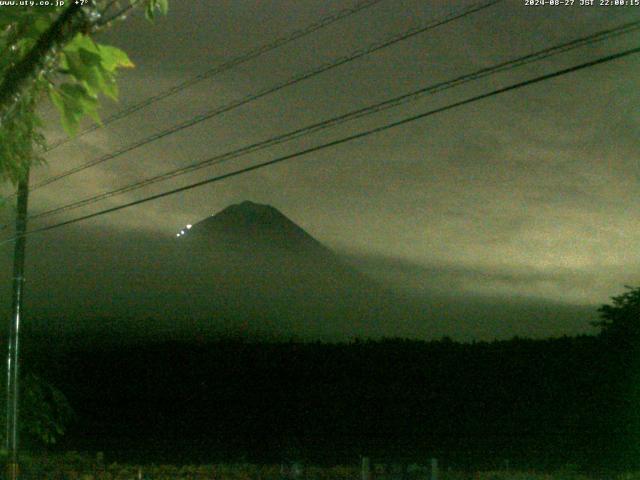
[5, 168, 29, 480]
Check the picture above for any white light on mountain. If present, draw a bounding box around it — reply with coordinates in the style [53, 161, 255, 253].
[176, 233, 180, 237]
[180, 230, 185, 235]
[186, 224, 192, 229]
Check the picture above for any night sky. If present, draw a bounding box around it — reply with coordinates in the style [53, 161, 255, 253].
[1, 0, 639, 341]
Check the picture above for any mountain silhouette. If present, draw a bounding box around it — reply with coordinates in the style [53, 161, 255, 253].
[179, 201, 328, 255]
[175, 200, 354, 273]
[1, 201, 596, 345]
[166, 201, 396, 341]
[7, 200, 411, 345]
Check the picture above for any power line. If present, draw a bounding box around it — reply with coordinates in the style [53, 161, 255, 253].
[3, 45, 637, 246]
[44, 0, 386, 152]
[19, 18, 640, 224]
[30, 0, 501, 192]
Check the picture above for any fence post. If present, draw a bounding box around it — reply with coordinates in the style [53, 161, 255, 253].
[430, 458, 438, 480]
[362, 457, 371, 480]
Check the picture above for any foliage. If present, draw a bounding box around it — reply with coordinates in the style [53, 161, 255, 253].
[49, 32, 135, 134]
[0, 1, 169, 186]
[0, 372, 74, 447]
[0, 458, 637, 480]
[593, 285, 640, 341]
[0, 457, 361, 480]
[146, 0, 169, 20]
[0, 90, 44, 185]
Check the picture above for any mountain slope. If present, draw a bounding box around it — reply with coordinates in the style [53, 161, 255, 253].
[180, 201, 328, 254]
[167, 201, 401, 340]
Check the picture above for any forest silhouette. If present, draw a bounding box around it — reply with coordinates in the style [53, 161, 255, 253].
[14, 286, 640, 473]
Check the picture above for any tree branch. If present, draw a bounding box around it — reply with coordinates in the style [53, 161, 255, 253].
[0, 2, 94, 125]
[96, 0, 143, 29]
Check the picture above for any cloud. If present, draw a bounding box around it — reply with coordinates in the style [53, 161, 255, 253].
[2, 1, 638, 342]
[343, 251, 639, 307]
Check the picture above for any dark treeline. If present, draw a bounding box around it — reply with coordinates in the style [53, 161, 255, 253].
[20, 327, 640, 473]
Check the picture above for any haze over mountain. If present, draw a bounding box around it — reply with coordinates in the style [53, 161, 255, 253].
[179, 200, 329, 253]
[168, 200, 399, 341]
[2, 201, 402, 343]
[0, 201, 598, 345]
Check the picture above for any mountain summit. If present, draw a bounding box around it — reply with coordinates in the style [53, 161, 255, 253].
[168, 201, 394, 340]
[177, 201, 327, 255]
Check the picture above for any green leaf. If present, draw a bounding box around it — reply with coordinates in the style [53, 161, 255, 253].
[81, 100, 101, 125]
[46, 36, 138, 138]
[59, 102, 82, 136]
[47, 87, 65, 118]
[33, 16, 51, 34]
[145, 0, 169, 21]
[17, 37, 36, 56]
[145, 2, 156, 21]
[61, 83, 101, 125]
[64, 33, 100, 55]
[101, 74, 119, 101]
[97, 44, 134, 71]
[63, 51, 99, 97]
[49, 83, 101, 135]
[157, 0, 169, 15]
[78, 47, 103, 69]
[78, 48, 107, 95]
